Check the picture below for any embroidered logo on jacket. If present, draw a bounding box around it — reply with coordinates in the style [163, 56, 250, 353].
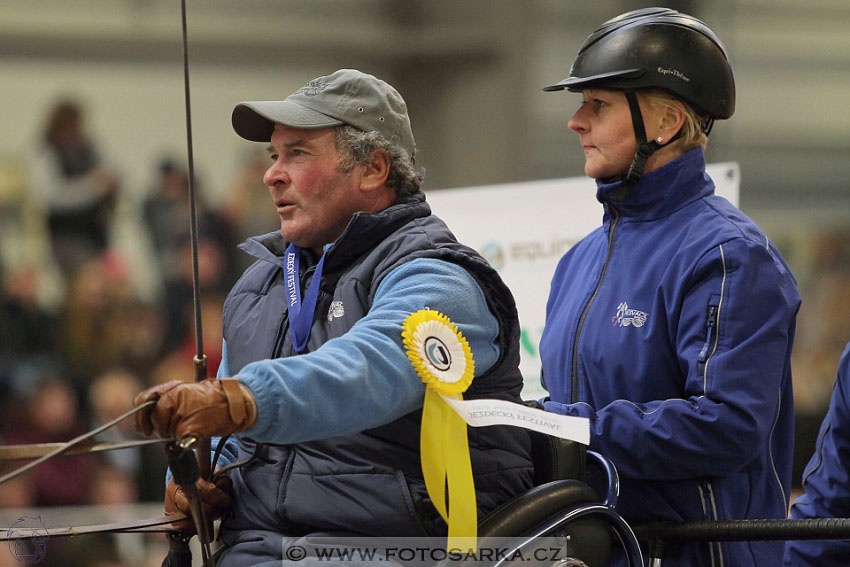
[327, 300, 344, 322]
[611, 302, 648, 328]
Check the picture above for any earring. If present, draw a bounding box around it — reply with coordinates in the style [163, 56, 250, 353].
[656, 136, 664, 143]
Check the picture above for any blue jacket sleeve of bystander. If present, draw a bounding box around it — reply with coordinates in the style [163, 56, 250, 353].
[784, 342, 850, 566]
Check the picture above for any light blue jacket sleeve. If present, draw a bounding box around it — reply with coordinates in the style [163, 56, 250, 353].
[233, 257, 500, 444]
[205, 347, 240, 469]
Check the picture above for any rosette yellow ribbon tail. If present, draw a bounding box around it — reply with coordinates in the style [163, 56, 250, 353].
[402, 309, 477, 552]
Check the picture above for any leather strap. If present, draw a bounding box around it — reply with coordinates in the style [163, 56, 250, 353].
[220, 378, 248, 425]
[0, 439, 167, 461]
[0, 515, 187, 541]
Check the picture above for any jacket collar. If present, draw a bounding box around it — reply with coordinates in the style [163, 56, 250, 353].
[596, 148, 715, 222]
[238, 191, 431, 269]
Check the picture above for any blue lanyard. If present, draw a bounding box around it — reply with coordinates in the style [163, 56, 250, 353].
[284, 243, 326, 353]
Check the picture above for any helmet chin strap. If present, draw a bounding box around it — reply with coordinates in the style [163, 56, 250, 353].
[608, 89, 663, 201]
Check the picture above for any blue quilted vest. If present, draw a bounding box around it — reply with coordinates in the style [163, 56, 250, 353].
[219, 193, 533, 541]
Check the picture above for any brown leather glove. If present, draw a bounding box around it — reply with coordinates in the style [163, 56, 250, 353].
[165, 474, 233, 532]
[134, 378, 258, 439]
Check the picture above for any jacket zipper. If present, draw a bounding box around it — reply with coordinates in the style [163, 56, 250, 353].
[697, 303, 719, 376]
[277, 449, 297, 515]
[272, 313, 290, 358]
[571, 205, 620, 403]
[698, 247, 726, 393]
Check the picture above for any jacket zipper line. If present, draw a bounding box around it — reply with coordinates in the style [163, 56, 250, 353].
[701, 245, 726, 391]
[571, 204, 620, 403]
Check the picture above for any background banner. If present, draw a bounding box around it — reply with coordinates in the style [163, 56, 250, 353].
[427, 163, 740, 399]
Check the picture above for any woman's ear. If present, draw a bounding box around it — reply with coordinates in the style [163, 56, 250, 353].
[360, 148, 390, 192]
[656, 103, 687, 143]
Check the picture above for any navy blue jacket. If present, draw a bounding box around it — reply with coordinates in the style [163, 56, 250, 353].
[540, 149, 800, 566]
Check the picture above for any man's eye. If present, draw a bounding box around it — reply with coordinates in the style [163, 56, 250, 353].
[269, 154, 279, 162]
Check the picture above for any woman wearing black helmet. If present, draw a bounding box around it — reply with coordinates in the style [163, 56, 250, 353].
[538, 8, 800, 566]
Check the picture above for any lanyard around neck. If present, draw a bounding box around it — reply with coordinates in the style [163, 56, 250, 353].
[284, 243, 326, 353]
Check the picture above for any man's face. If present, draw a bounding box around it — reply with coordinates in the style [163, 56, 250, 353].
[263, 124, 362, 254]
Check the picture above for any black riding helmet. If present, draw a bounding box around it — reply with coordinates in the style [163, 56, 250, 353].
[544, 7, 735, 191]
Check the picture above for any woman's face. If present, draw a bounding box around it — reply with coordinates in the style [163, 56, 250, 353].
[568, 88, 648, 180]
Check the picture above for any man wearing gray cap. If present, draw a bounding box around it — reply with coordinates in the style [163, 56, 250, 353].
[134, 69, 533, 565]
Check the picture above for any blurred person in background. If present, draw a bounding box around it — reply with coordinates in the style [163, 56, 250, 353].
[219, 148, 281, 274]
[2, 365, 95, 506]
[28, 98, 120, 279]
[143, 158, 234, 350]
[786, 228, 850, 490]
[0, 265, 60, 419]
[88, 369, 145, 478]
[149, 293, 224, 388]
[88, 369, 169, 502]
[0, 464, 35, 509]
[0, 265, 59, 361]
[59, 255, 136, 386]
[539, 8, 800, 566]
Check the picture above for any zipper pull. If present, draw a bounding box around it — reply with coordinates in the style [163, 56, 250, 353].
[697, 304, 719, 366]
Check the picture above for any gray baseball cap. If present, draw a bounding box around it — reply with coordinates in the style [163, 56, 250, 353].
[232, 69, 415, 157]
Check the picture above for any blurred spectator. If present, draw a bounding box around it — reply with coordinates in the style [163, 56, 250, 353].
[143, 158, 234, 350]
[150, 294, 224, 387]
[28, 98, 120, 279]
[219, 149, 279, 273]
[787, 227, 850, 488]
[143, 158, 195, 291]
[85, 367, 168, 502]
[792, 228, 850, 413]
[0, 265, 59, 358]
[88, 369, 144, 476]
[1, 367, 95, 506]
[59, 255, 135, 385]
[0, 264, 60, 427]
[119, 301, 169, 380]
[88, 459, 139, 506]
[0, 464, 36, 508]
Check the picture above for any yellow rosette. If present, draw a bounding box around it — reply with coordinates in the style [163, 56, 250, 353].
[402, 309, 477, 553]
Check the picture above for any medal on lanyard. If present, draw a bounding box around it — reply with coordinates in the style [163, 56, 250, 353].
[284, 243, 326, 353]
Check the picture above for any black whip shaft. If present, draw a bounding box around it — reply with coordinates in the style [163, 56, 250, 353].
[635, 518, 850, 543]
[179, 0, 211, 483]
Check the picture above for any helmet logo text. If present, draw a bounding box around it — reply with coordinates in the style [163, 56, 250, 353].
[657, 67, 691, 82]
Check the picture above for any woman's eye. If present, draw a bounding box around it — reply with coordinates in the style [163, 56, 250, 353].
[579, 98, 606, 113]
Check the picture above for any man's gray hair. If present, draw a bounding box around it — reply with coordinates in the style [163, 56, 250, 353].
[334, 126, 424, 199]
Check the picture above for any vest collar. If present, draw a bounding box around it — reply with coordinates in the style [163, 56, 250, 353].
[237, 192, 431, 269]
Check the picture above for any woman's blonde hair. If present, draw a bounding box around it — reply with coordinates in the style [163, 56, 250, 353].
[642, 89, 708, 150]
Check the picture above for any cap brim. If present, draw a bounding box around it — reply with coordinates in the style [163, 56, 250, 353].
[232, 100, 345, 142]
[542, 68, 645, 92]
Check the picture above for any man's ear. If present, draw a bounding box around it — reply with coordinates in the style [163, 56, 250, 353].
[360, 148, 390, 192]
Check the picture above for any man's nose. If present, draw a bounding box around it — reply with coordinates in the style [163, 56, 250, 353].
[263, 161, 289, 187]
